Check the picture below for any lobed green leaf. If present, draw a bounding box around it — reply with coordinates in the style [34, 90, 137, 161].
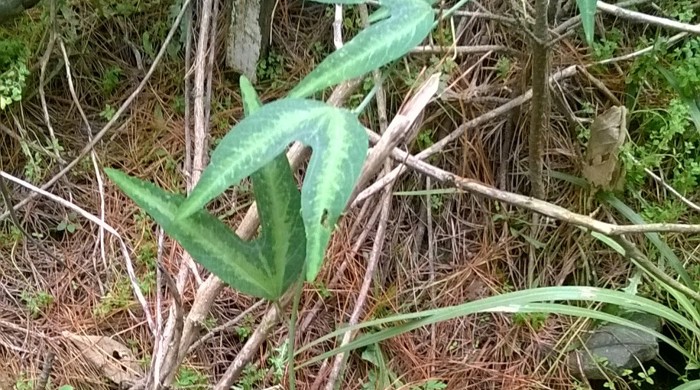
[104, 168, 279, 299]
[289, 0, 435, 98]
[240, 75, 307, 294]
[178, 98, 368, 282]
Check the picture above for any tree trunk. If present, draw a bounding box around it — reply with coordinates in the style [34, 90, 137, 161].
[226, 0, 274, 83]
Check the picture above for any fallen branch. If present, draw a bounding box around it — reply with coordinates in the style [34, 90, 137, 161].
[364, 132, 700, 303]
[597, 1, 700, 35]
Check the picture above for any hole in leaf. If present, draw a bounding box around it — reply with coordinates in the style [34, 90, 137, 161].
[320, 209, 329, 228]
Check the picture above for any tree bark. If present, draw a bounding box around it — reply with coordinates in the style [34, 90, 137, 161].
[226, 0, 275, 83]
[528, 0, 550, 200]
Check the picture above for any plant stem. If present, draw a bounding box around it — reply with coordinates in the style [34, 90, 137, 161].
[286, 275, 305, 390]
[526, 0, 550, 286]
[528, 0, 549, 200]
[351, 80, 380, 116]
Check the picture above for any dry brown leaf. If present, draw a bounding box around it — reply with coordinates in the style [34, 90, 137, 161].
[582, 106, 628, 190]
[62, 331, 142, 386]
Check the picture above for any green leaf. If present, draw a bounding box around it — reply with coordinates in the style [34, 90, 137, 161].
[240, 75, 307, 292]
[656, 65, 700, 132]
[549, 171, 695, 289]
[296, 286, 700, 368]
[179, 98, 368, 282]
[673, 380, 700, 390]
[577, 0, 597, 45]
[104, 168, 279, 299]
[289, 0, 435, 98]
[602, 194, 694, 288]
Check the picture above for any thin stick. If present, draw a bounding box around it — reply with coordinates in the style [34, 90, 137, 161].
[366, 132, 700, 236]
[186, 300, 266, 353]
[37, 0, 61, 162]
[324, 182, 393, 390]
[0, 175, 65, 267]
[333, 5, 343, 49]
[594, 30, 688, 65]
[355, 65, 579, 204]
[626, 153, 700, 213]
[58, 39, 108, 292]
[324, 18, 392, 385]
[213, 294, 293, 390]
[0, 171, 157, 332]
[191, 0, 214, 186]
[363, 136, 700, 302]
[411, 44, 515, 55]
[597, 1, 700, 35]
[34, 352, 55, 390]
[0, 0, 191, 222]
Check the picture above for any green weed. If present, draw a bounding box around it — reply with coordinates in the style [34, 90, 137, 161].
[0, 225, 22, 246]
[94, 278, 134, 317]
[21, 290, 54, 318]
[174, 366, 208, 389]
[101, 66, 123, 95]
[56, 212, 79, 234]
[100, 104, 116, 121]
[235, 363, 265, 390]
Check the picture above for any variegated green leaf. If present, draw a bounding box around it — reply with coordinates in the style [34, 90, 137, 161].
[240, 75, 307, 293]
[104, 168, 279, 299]
[178, 98, 368, 281]
[289, 0, 434, 98]
[576, 0, 597, 45]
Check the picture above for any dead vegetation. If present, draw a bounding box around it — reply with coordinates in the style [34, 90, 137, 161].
[1, 0, 698, 389]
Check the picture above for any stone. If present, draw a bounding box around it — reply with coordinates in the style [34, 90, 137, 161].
[567, 312, 661, 380]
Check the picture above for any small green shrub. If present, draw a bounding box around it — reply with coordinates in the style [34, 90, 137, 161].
[21, 290, 54, 318]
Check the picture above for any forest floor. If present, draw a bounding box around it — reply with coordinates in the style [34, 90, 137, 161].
[1, 0, 700, 389]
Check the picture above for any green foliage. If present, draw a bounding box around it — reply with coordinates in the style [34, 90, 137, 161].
[19, 145, 45, 183]
[495, 56, 512, 80]
[416, 380, 448, 390]
[174, 366, 208, 389]
[624, 99, 700, 202]
[21, 290, 54, 318]
[100, 104, 116, 120]
[56, 212, 79, 234]
[297, 287, 700, 372]
[662, 0, 696, 23]
[101, 66, 123, 95]
[256, 50, 285, 86]
[175, 98, 368, 282]
[107, 168, 294, 299]
[513, 312, 548, 331]
[591, 27, 622, 61]
[0, 39, 29, 109]
[235, 363, 266, 390]
[94, 277, 134, 317]
[268, 340, 288, 382]
[313, 280, 332, 299]
[0, 225, 22, 246]
[234, 314, 255, 340]
[136, 241, 157, 294]
[13, 373, 33, 390]
[416, 128, 435, 150]
[621, 365, 657, 387]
